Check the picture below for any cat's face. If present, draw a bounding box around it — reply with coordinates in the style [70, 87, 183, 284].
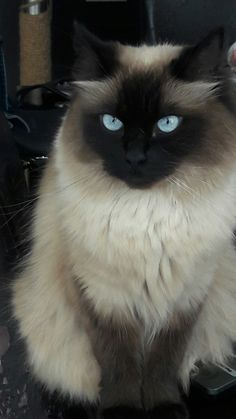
[66, 26, 236, 189]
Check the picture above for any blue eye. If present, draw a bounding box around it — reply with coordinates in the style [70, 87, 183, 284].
[157, 115, 182, 133]
[102, 114, 123, 131]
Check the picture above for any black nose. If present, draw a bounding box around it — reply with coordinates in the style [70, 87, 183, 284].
[126, 148, 146, 166]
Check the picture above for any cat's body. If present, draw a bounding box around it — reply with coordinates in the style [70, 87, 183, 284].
[13, 27, 236, 418]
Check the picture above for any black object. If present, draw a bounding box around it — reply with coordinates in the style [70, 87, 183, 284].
[192, 357, 236, 396]
[12, 108, 64, 158]
[0, 111, 27, 267]
[13, 79, 73, 160]
[16, 79, 73, 110]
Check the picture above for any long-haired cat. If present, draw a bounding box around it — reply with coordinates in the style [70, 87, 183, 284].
[12, 26, 236, 419]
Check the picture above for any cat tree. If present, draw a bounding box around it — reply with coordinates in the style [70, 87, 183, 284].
[19, 0, 51, 87]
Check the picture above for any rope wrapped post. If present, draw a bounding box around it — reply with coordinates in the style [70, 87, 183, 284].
[19, 0, 52, 88]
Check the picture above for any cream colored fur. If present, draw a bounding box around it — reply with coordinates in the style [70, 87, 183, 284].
[13, 166, 101, 401]
[13, 43, 236, 402]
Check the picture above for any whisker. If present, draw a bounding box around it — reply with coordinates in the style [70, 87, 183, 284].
[175, 167, 236, 199]
[0, 171, 106, 230]
[0, 200, 34, 230]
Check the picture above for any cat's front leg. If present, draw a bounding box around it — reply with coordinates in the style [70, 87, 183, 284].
[89, 319, 145, 419]
[13, 269, 101, 403]
[142, 315, 193, 419]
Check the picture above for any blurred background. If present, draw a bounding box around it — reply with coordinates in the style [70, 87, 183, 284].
[1, 0, 236, 100]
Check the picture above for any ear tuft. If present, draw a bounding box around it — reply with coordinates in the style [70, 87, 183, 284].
[73, 22, 118, 81]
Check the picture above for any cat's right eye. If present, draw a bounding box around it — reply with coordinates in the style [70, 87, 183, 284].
[101, 114, 124, 132]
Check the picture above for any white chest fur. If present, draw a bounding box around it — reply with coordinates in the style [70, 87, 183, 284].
[54, 163, 235, 331]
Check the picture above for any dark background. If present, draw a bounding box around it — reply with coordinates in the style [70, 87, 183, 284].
[1, 0, 236, 99]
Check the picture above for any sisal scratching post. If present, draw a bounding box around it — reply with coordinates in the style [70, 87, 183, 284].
[19, 0, 51, 87]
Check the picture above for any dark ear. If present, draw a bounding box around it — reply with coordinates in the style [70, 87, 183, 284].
[73, 23, 118, 80]
[172, 28, 227, 81]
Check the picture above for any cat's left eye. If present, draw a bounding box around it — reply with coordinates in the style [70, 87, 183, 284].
[157, 115, 182, 133]
[101, 114, 123, 132]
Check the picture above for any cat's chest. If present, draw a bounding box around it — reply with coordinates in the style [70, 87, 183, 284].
[66, 194, 209, 325]
[74, 191, 188, 266]
[72, 193, 185, 278]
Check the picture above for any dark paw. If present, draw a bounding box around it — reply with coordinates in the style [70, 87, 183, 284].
[148, 403, 189, 419]
[102, 406, 145, 419]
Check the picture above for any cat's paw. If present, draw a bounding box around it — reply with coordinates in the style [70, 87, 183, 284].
[148, 403, 189, 419]
[102, 406, 145, 419]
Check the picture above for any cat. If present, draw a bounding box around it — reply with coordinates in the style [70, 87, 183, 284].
[12, 25, 236, 419]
